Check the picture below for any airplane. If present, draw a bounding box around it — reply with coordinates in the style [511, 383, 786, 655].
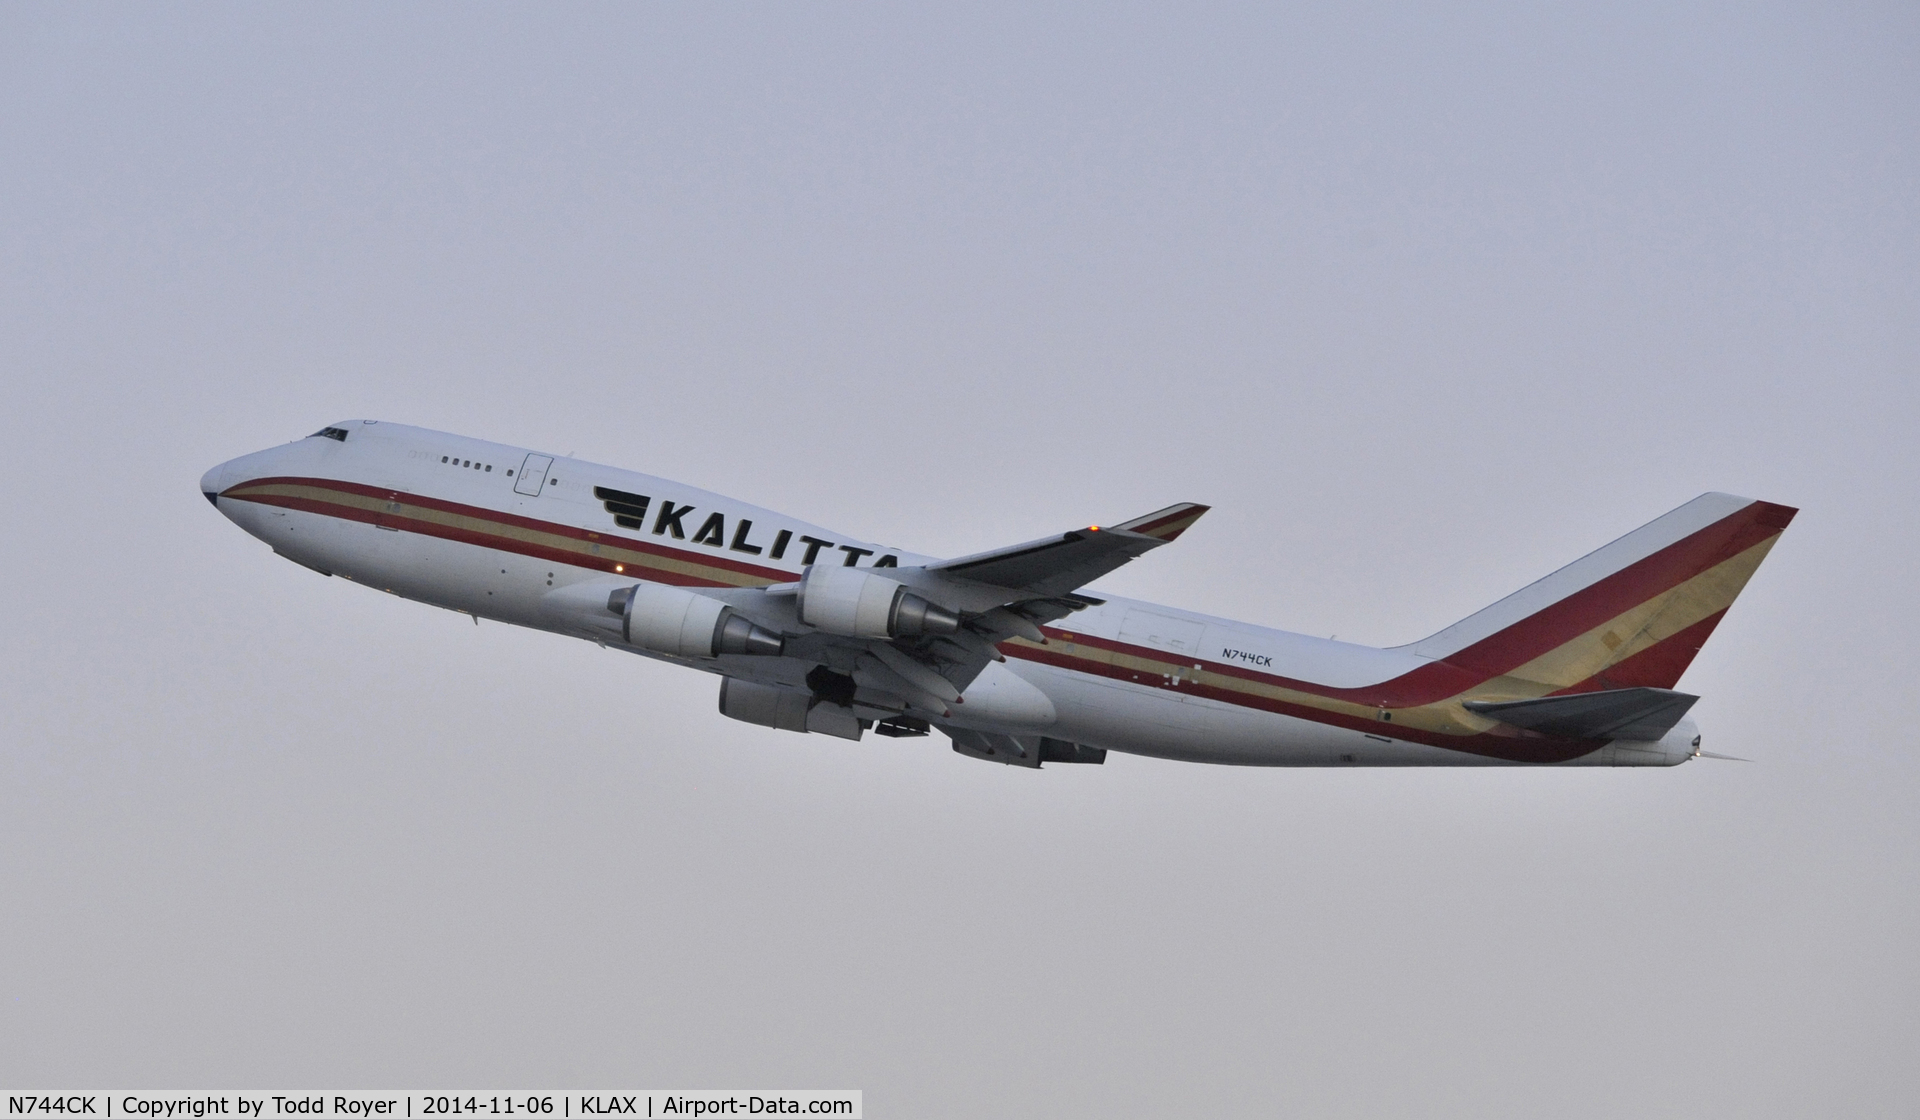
[200, 420, 1795, 769]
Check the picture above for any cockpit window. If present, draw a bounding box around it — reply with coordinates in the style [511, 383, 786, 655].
[309, 427, 349, 442]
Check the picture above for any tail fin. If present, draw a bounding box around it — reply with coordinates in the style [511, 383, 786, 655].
[1400, 493, 1796, 694]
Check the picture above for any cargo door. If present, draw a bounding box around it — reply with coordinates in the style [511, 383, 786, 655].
[1119, 608, 1207, 693]
[514, 454, 553, 497]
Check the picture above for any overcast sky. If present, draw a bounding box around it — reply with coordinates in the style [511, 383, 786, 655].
[3, 3, 1916, 1116]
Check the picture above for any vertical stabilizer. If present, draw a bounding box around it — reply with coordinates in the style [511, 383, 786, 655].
[1400, 493, 1797, 693]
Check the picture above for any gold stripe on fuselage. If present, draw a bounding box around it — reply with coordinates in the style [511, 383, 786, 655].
[233, 480, 783, 589]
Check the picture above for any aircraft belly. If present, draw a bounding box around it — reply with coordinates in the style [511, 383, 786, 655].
[1031, 663, 1542, 766]
[1031, 668, 1307, 765]
[1033, 672, 1198, 761]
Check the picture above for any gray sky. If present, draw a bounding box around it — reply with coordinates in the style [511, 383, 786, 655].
[3, 3, 1916, 1115]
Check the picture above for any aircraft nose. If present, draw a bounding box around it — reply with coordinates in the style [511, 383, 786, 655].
[200, 461, 232, 507]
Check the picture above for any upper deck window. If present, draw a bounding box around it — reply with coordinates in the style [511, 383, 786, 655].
[309, 427, 349, 442]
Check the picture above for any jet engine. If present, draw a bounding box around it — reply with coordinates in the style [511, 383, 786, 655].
[607, 583, 784, 659]
[796, 565, 960, 639]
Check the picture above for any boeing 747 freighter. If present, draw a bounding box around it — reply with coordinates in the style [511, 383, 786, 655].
[201, 421, 1794, 768]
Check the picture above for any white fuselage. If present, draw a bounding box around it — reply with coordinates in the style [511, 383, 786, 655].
[203, 421, 1695, 767]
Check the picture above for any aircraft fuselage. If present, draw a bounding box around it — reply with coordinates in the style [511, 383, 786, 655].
[203, 421, 1748, 768]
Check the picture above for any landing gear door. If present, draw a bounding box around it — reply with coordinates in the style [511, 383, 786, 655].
[514, 454, 553, 497]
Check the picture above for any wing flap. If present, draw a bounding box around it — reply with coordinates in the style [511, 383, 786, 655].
[944, 728, 1110, 767]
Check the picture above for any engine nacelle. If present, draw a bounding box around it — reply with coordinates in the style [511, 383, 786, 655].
[797, 565, 960, 639]
[607, 583, 785, 659]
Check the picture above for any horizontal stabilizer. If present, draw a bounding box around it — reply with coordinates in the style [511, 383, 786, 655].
[1462, 687, 1699, 742]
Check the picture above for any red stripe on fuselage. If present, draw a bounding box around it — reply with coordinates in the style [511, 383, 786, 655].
[224, 475, 796, 585]
[1005, 641, 1600, 763]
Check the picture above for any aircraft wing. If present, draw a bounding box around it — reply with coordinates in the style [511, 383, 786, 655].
[727, 502, 1210, 722]
[926, 502, 1210, 601]
[861, 503, 1209, 709]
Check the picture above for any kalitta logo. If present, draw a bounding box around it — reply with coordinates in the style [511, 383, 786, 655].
[593, 485, 897, 567]
[1222, 648, 1272, 667]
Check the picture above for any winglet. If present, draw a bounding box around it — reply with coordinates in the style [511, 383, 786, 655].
[1112, 503, 1210, 542]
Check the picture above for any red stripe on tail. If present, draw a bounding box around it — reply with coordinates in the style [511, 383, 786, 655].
[1437, 500, 1795, 683]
